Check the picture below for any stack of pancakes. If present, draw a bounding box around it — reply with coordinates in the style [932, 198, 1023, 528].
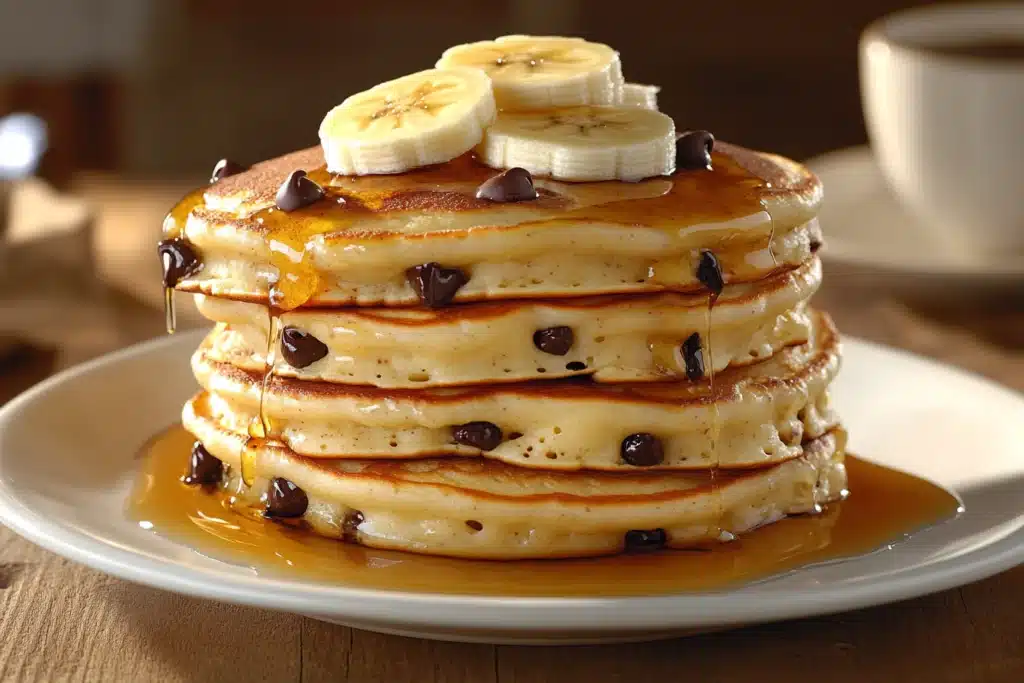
[160, 37, 846, 559]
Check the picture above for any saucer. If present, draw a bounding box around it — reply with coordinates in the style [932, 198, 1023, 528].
[806, 146, 1024, 284]
[0, 331, 1021, 644]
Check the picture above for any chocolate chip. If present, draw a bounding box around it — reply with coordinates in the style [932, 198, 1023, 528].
[281, 326, 329, 368]
[624, 528, 668, 551]
[342, 510, 364, 542]
[809, 239, 823, 253]
[210, 159, 247, 183]
[565, 361, 587, 371]
[275, 170, 324, 212]
[264, 477, 308, 518]
[453, 421, 503, 451]
[157, 238, 202, 287]
[533, 326, 574, 356]
[681, 332, 704, 380]
[675, 130, 715, 171]
[696, 250, 724, 297]
[475, 167, 539, 203]
[406, 263, 469, 308]
[183, 441, 223, 486]
[621, 433, 664, 467]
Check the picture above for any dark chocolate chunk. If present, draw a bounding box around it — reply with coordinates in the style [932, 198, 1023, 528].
[475, 167, 539, 203]
[342, 510, 364, 542]
[565, 361, 587, 371]
[809, 239, 823, 253]
[264, 477, 309, 518]
[453, 421, 503, 451]
[681, 332, 704, 381]
[275, 170, 325, 212]
[533, 326, 574, 356]
[183, 441, 223, 486]
[210, 158, 247, 183]
[621, 433, 665, 467]
[624, 528, 668, 551]
[406, 262, 469, 308]
[281, 326, 329, 368]
[675, 130, 715, 171]
[696, 250, 724, 296]
[157, 238, 202, 287]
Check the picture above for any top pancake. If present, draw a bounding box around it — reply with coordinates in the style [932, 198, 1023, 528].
[169, 142, 823, 309]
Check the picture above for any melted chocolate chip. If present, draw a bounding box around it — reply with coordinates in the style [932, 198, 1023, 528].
[533, 326, 574, 356]
[342, 510, 364, 542]
[809, 239, 823, 253]
[183, 441, 223, 486]
[281, 326, 329, 368]
[157, 238, 202, 287]
[675, 130, 715, 171]
[565, 361, 587, 371]
[475, 167, 539, 203]
[681, 332, 704, 380]
[406, 263, 469, 308]
[275, 170, 325, 212]
[264, 477, 309, 518]
[696, 250, 724, 297]
[453, 421, 503, 451]
[621, 433, 665, 467]
[210, 159, 247, 183]
[624, 528, 668, 551]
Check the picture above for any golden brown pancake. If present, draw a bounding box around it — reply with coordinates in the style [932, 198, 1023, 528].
[184, 405, 848, 559]
[194, 257, 821, 387]
[187, 310, 840, 471]
[167, 142, 823, 309]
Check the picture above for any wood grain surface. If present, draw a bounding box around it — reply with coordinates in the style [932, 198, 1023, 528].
[0, 188, 1022, 682]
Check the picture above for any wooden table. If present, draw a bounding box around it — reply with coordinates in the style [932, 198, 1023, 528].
[0, 184, 1022, 681]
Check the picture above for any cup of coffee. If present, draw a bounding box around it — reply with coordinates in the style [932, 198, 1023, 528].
[860, 3, 1024, 251]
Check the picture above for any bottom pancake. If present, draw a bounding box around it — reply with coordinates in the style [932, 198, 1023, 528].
[183, 404, 848, 559]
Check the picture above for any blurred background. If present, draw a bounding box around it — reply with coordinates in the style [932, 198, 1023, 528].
[0, 0, 954, 180]
[0, 0, 1020, 398]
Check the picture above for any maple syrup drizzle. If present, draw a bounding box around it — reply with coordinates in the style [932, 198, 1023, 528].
[704, 294, 725, 539]
[129, 425, 963, 597]
[160, 188, 206, 335]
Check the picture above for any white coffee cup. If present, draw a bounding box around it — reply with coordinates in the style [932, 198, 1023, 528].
[860, 3, 1024, 251]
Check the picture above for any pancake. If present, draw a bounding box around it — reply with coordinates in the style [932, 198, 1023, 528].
[186, 310, 840, 471]
[195, 257, 820, 387]
[167, 142, 823, 309]
[184, 405, 848, 559]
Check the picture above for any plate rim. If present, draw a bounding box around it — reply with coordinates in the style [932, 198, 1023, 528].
[806, 145, 1024, 280]
[0, 331, 1022, 634]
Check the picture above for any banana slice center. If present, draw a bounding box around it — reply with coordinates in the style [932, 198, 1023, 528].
[523, 109, 632, 137]
[491, 48, 587, 75]
[356, 81, 461, 132]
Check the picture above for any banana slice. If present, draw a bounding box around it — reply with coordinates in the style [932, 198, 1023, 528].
[478, 105, 676, 182]
[319, 67, 496, 175]
[436, 35, 623, 110]
[621, 83, 660, 110]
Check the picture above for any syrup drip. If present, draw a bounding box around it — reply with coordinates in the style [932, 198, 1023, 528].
[706, 292, 723, 539]
[160, 188, 206, 335]
[130, 425, 963, 597]
[762, 198, 779, 268]
[164, 288, 177, 335]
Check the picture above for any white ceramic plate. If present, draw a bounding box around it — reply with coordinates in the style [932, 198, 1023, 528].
[0, 331, 1022, 645]
[806, 146, 1024, 284]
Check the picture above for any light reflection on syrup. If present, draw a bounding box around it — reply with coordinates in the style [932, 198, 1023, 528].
[129, 425, 963, 598]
